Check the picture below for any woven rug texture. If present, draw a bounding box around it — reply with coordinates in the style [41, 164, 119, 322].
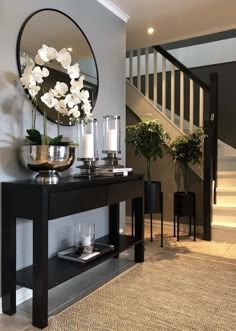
[32, 240, 236, 331]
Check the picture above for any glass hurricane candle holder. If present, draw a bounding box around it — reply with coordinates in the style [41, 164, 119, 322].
[76, 118, 99, 178]
[101, 115, 123, 168]
[102, 115, 121, 154]
[74, 222, 95, 254]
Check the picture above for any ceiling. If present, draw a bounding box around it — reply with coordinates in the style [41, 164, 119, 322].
[109, 0, 236, 50]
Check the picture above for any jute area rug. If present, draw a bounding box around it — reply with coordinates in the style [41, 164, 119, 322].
[36, 239, 236, 331]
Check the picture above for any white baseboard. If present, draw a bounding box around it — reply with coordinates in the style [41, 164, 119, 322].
[0, 288, 32, 314]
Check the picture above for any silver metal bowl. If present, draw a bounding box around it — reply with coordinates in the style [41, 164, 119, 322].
[20, 145, 75, 184]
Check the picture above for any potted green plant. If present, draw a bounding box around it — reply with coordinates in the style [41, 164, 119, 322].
[168, 128, 205, 240]
[169, 128, 204, 193]
[126, 118, 170, 244]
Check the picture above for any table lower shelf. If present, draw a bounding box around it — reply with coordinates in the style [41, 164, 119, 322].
[16, 234, 141, 290]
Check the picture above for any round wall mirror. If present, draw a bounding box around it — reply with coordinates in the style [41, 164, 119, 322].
[16, 9, 99, 126]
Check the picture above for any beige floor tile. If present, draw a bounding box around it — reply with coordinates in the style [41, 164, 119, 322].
[223, 244, 236, 259]
[182, 240, 231, 257]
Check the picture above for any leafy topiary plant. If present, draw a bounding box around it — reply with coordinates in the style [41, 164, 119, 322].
[126, 119, 170, 182]
[169, 128, 205, 192]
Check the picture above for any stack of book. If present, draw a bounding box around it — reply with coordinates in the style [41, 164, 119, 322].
[96, 167, 133, 177]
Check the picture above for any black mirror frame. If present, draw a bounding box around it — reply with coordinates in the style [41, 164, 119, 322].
[16, 8, 99, 126]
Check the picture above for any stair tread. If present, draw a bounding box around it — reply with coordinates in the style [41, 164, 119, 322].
[212, 221, 236, 228]
[213, 204, 236, 209]
[218, 171, 236, 176]
[217, 187, 236, 192]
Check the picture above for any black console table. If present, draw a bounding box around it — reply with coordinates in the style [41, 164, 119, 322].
[1, 174, 144, 329]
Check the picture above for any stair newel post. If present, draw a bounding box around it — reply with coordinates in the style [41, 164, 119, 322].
[203, 119, 214, 241]
[209, 72, 219, 198]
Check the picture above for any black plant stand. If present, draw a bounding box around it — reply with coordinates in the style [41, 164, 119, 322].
[174, 192, 196, 241]
[132, 181, 164, 247]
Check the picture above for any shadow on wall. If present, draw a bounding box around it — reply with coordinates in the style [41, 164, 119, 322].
[0, 71, 31, 179]
[126, 107, 204, 233]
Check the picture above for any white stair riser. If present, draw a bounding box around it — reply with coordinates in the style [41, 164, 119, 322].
[218, 177, 236, 187]
[212, 208, 236, 223]
[218, 159, 236, 171]
[212, 225, 236, 244]
[216, 193, 236, 204]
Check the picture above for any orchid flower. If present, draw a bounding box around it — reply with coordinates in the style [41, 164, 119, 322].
[37, 44, 57, 63]
[51, 82, 69, 98]
[41, 92, 58, 108]
[56, 48, 71, 69]
[67, 63, 80, 80]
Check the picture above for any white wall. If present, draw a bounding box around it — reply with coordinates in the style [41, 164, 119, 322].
[0, 0, 126, 277]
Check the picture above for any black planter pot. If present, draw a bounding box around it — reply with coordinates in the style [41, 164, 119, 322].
[173, 191, 196, 241]
[144, 181, 162, 214]
[174, 191, 195, 217]
[144, 181, 163, 246]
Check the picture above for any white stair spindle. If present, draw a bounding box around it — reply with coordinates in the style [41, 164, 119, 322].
[199, 87, 204, 127]
[180, 71, 184, 131]
[137, 49, 141, 91]
[162, 56, 166, 115]
[129, 50, 133, 84]
[153, 49, 157, 105]
[171, 63, 175, 123]
[145, 48, 149, 98]
[189, 79, 194, 132]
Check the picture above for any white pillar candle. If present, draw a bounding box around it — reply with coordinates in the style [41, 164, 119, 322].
[82, 134, 94, 158]
[81, 235, 91, 247]
[107, 129, 118, 151]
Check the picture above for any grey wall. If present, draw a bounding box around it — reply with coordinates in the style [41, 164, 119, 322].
[0, 0, 126, 284]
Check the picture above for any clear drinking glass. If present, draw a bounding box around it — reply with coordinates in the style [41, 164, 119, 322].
[74, 222, 95, 254]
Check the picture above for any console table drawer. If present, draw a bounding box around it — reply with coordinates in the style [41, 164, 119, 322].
[107, 181, 143, 204]
[49, 187, 106, 219]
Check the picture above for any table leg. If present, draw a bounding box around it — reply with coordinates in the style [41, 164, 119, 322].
[189, 216, 192, 237]
[32, 216, 48, 329]
[133, 197, 144, 262]
[194, 216, 196, 241]
[177, 216, 180, 241]
[109, 204, 120, 258]
[2, 211, 16, 315]
[174, 215, 176, 237]
[150, 213, 153, 242]
[160, 212, 164, 248]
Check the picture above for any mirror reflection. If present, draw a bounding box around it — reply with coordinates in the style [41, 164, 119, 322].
[17, 9, 98, 126]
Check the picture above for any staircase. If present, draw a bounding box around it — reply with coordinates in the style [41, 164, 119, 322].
[212, 141, 236, 243]
[126, 45, 236, 243]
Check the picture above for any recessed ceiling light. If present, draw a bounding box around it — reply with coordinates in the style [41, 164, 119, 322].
[147, 27, 154, 35]
[67, 47, 73, 52]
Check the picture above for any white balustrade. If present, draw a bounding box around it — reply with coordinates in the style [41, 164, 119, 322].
[180, 71, 184, 131]
[171, 63, 175, 123]
[153, 49, 157, 105]
[189, 79, 194, 132]
[127, 47, 208, 134]
[145, 48, 149, 97]
[162, 56, 166, 115]
[137, 49, 141, 91]
[199, 87, 204, 128]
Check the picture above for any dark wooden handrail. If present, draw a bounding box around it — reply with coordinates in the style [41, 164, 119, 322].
[153, 45, 210, 92]
[209, 72, 219, 204]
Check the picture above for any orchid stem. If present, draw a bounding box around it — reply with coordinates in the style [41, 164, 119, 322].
[57, 112, 60, 136]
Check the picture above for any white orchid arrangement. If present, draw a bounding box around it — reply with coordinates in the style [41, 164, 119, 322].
[20, 44, 92, 145]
